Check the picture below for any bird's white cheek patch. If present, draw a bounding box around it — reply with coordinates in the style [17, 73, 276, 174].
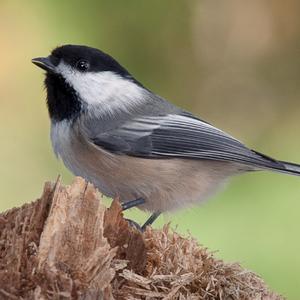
[56, 62, 145, 116]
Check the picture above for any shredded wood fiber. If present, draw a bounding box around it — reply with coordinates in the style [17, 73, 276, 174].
[0, 177, 283, 299]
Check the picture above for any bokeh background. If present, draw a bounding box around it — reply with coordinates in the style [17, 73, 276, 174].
[1, 0, 300, 298]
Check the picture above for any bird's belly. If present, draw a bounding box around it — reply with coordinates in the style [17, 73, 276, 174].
[61, 150, 236, 212]
[51, 123, 238, 212]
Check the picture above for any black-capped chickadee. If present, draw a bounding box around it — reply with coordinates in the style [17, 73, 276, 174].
[32, 45, 300, 229]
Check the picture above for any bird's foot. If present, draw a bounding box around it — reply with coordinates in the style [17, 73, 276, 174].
[121, 198, 161, 232]
[125, 212, 161, 232]
[124, 218, 143, 231]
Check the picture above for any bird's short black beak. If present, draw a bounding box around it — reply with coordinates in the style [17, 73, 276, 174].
[31, 56, 56, 72]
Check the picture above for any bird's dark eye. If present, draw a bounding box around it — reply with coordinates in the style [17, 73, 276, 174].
[76, 60, 89, 71]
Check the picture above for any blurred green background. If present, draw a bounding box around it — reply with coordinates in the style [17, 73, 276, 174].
[1, 0, 300, 298]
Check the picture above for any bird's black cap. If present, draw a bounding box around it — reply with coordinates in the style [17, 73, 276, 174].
[50, 44, 132, 77]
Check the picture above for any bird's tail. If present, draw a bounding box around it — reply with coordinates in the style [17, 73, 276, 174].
[276, 160, 300, 176]
[251, 150, 300, 176]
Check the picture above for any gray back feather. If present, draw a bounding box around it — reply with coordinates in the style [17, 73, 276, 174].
[78, 92, 286, 171]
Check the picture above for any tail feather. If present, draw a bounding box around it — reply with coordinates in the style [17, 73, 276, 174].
[278, 160, 300, 176]
[252, 150, 300, 176]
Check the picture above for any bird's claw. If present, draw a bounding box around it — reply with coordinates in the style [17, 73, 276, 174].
[121, 198, 161, 232]
[124, 218, 143, 231]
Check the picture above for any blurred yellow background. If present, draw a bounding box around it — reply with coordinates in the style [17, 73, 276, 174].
[0, 1, 300, 298]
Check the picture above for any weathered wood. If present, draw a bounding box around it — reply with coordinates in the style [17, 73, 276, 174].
[0, 177, 283, 299]
[0, 177, 119, 299]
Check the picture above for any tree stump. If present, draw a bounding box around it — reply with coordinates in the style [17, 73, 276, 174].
[0, 177, 283, 299]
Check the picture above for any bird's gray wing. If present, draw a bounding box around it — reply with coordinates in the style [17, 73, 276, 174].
[89, 113, 285, 170]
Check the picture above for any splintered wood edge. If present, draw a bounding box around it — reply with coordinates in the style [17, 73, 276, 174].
[37, 177, 118, 294]
[0, 176, 146, 299]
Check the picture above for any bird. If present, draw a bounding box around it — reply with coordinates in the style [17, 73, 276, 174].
[32, 44, 300, 230]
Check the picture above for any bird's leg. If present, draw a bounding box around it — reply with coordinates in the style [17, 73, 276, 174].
[121, 197, 145, 211]
[121, 198, 161, 232]
[141, 211, 161, 231]
[122, 198, 145, 230]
